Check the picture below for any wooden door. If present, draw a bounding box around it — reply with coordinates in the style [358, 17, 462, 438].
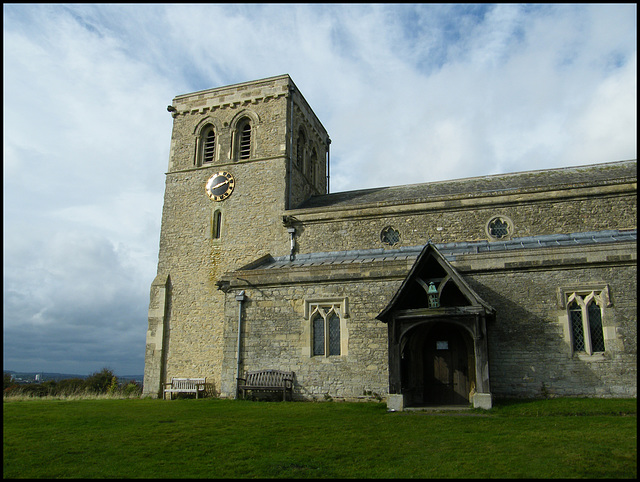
[423, 325, 469, 405]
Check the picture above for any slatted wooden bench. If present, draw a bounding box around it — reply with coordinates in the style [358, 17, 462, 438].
[163, 377, 206, 400]
[237, 369, 294, 401]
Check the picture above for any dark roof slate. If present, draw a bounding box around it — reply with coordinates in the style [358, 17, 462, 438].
[295, 160, 636, 210]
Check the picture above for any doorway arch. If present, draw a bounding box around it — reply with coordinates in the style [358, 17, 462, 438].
[401, 322, 475, 406]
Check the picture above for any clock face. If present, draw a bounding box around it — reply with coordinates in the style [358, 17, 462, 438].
[206, 171, 235, 201]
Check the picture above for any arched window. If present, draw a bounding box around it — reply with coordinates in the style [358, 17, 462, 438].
[587, 300, 605, 352]
[312, 312, 325, 356]
[305, 299, 348, 358]
[236, 121, 252, 160]
[569, 300, 585, 352]
[296, 129, 306, 168]
[195, 124, 217, 166]
[202, 126, 216, 164]
[212, 210, 222, 239]
[311, 307, 341, 356]
[310, 147, 318, 183]
[567, 293, 606, 354]
[327, 311, 341, 356]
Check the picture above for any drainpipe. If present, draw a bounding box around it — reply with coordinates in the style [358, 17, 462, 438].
[288, 227, 296, 261]
[326, 138, 331, 194]
[235, 290, 246, 399]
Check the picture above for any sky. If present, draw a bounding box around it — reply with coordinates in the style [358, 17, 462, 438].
[3, 4, 637, 377]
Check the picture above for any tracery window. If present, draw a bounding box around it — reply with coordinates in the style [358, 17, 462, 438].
[305, 299, 348, 358]
[487, 216, 512, 239]
[567, 292, 606, 354]
[380, 226, 400, 246]
[312, 310, 341, 356]
[312, 308, 341, 356]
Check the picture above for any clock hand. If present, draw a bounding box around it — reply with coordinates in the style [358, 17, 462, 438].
[211, 179, 229, 190]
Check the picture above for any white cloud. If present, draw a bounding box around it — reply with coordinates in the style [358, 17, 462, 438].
[565, 54, 637, 164]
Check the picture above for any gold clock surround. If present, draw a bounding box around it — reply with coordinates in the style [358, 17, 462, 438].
[206, 171, 235, 201]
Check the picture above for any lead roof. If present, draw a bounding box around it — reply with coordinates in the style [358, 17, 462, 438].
[245, 229, 637, 270]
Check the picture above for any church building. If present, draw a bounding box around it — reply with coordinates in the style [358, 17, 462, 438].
[143, 75, 636, 409]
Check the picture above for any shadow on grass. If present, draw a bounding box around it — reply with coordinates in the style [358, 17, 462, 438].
[487, 396, 637, 416]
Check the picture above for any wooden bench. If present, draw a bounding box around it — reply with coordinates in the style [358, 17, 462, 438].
[163, 378, 206, 400]
[237, 369, 294, 401]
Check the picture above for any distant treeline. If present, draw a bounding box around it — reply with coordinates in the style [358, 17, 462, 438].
[3, 368, 141, 397]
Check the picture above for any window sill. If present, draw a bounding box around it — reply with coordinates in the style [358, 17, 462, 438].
[575, 352, 606, 362]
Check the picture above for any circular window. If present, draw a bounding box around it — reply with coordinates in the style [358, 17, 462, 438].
[380, 226, 400, 246]
[486, 216, 513, 240]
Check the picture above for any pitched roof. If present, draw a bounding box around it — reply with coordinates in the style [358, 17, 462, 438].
[376, 243, 495, 323]
[295, 160, 636, 210]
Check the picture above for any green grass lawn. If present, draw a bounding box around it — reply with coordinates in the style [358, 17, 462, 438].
[3, 397, 637, 479]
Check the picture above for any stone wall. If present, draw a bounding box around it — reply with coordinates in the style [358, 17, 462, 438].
[289, 190, 636, 253]
[467, 261, 637, 398]
[220, 278, 400, 400]
[220, 240, 636, 401]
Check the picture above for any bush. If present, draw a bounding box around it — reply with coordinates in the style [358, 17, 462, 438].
[15, 383, 52, 397]
[84, 368, 116, 394]
[122, 381, 142, 397]
[2, 368, 143, 399]
[56, 378, 87, 395]
[4, 372, 14, 390]
[107, 376, 119, 395]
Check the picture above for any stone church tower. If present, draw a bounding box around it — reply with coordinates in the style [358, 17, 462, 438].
[143, 75, 330, 396]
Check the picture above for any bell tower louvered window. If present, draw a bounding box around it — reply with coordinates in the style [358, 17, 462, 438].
[310, 148, 317, 184]
[203, 129, 216, 164]
[296, 129, 305, 168]
[238, 123, 251, 160]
